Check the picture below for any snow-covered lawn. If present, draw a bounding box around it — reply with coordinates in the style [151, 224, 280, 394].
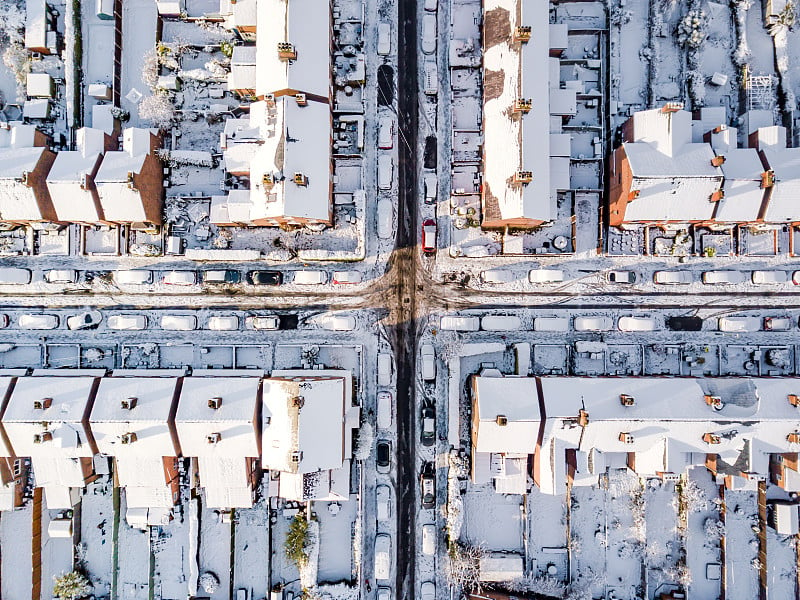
[198, 500, 231, 600]
[569, 483, 607, 598]
[683, 468, 722, 600]
[527, 487, 568, 580]
[41, 509, 75, 597]
[644, 479, 682, 597]
[232, 502, 270, 598]
[766, 528, 797, 600]
[462, 485, 523, 552]
[117, 492, 150, 600]
[1, 504, 32, 600]
[153, 502, 192, 599]
[78, 480, 114, 596]
[723, 489, 759, 600]
[316, 497, 358, 585]
[120, 0, 157, 127]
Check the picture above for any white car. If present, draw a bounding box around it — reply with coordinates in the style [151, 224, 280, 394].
[67, 310, 102, 330]
[377, 391, 393, 429]
[317, 314, 356, 331]
[378, 154, 393, 191]
[480, 269, 514, 284]
[423, 60, 438, 95]
[439, 316, 480, 331]
[377, 199, 393, 239]
[378, 353, 393, 386]
[245, 315, 280, 330]
[160, 315, 197, 331]
[421, 14, 437, 54]
[108, 315, 147, 330]
[719, 316, 761, 332]
[422, 523, 436, 555]
[0, 267, 31, 284]
[653, 270, 692, 285]
[292, 270, 327, 285]
[481, 315, 522, 331]
[113, 270, 152, 285]
[764, 316, 792, 331]
[702, 270, 746, 285]
[207, 316, 239, 331]
[377, 22, 391, 55]
[378, 115, 394, 149]
[162, 271, 197, 285]
[423, 172, 438, 204]
[574, 316, 613, 332]
[18, 314, 58, 330]
[752, 270, 787, 285]
[44, 269, 77, 283]
[424, 0, 437, 10]
[533, 317, 569, 332]
[528, 269, 565, 283]
[332, 270, 362, 284]
[421, 344, 436, 381]
[376, 484, 391, 521]
[374, 534, 391, 582]
[618, 316, 657, 332]
[420, 582, 435, 600]
[376, 588, 391, 600]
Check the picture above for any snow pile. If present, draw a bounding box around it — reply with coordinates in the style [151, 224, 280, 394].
[677, 10, 707, 48]
[198, 572, 220, 594]
[352, 421, 373, 461]
[506, 576, 566, 598]
[299, 519, 320, 590]
[305, 583, 359, 600]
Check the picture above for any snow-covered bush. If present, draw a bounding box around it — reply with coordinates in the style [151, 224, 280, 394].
[704, 517, 725, 540]
[141, 48, 160, 90]
[52, 571, 91, 600]
[353, 421, 374, 460]
[0, 3, 25, 45]
[299, 519, 320, 590]
[199, 572, 220, 593]
[3, 42, 29, 100]
[679, 479, 709, 514]
[285, 512, 310, 568]
[138, 93, 175, 129]
[677, 10, 707, 48]
[507, 576, 566, 598]
[446, 542, 485, 592]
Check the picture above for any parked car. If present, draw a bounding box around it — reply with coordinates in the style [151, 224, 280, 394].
[421, 219, 437, 254]
[292, 270, 327, 285]
[420, 582, 435, 600]
[0, 267, 31, 284]
[666, 316, 702, 331]
[752, 270, 787, 285]
[376, 441, 391, 474]
[376, 484, 391, 521]
[481, 315, 521, 331]
[247, 271, 283, 286]
[66, 310, 102, 330]
[421, 344, 436, 381]
[702, 270, 746, 285]
[332, 270, 362, 284]
[480, 269, 514, 284]
[316, 313, 357, 331]
[161, 315, 197, 331]
[423, 60, 438, 95]
[420, 462, 435, 508]
[108, 315, 147, 330]
[653, 270, 692, 285]
[18, 314, 58, 330]
[423, 172, 438, 204]
[44, 269, 77, 283]
[574, 316, 612, 332]
[0, 314, 8, 328]
[378, 154, 393, 190]
[374, 534, 392, 582]
[439, 316, 480, 331]
[528, 269, 565, 283]
[533, 316, 569, 332]
[377, 198, 393, 239]
[207, 316, 239, 331]
[378, 353, 393, 386]
[421, 14, 437, 54]
[424, 0, 437, 10]
[618, 316, 657, 332]
[421, 406, 435, 446]
[377, 22, 391, 55]
[378, 115, 394, 149]
[719, 316, 761, 332]
[162, 271, 197, 285]
[607, 270, 636, 284]
[113, 270, 152, 285]
[202, 270, 241, 284]
[245, 315, 280, 330]
[377, 391, 393, 430]
[764, 316, 792, 331]
[422, 523, 436, 555]
[377, 588, 392, 600]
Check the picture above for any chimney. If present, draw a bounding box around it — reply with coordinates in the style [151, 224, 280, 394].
[788, 432, 800, 444]
[705, 395, 724, 410]
[578, 409, 589, 427]
[710, 189, 724, 202]
[712, 124, 727, 134]
[34, 397, 53, 410]
[512, 98, 532, 115]
[514, 170, 533, 184]
[711, 155, 725, 167]
[121, 397, 137, 410]
[628, 189, 640, 201]
[703, 432, 721, 445]
[292, 396, 305, 409]
[619, 394, 635, 407]
[618, 432, 634, 444]
[121, 432, 137, 444]
[33, 431, 53, 444]
[277, 42, 297, 60]
[660, 102, 684, 114]
[513, 26, 531, 43]
[761, 170, 775, 188]
[265, 93, 276, 107]
[208, 397, 222, 410]
[495, 415, 508, 426]
[206, 432, 222, 444]
[295, 93, 307, 107]
[789, 394, 800, 407]
[293, 172, 308, 186]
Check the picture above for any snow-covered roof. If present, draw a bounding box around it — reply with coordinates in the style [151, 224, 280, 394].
[255, 0, 331, 99]
[26, 73, 53, 98]
[46, 128, 107, 222]
[220, 0, 257, 28]
[228, 64, 257, 92]
[25, 0, 47, 50]
[209, 191, 252, 224]
[714, 149, 766, 222]
[0, 124, 39, 149]
[198, 455, 253, 508]
[2, 376, 97, 458]
[90, 377, 179, 457]
[116, 456, 174, 506]
[175, 376, 260, 458]
[479, 553, 525, 582]
[262, 370, 352, 474]
[762, 148, 800, 223]
[481, 0, 556, 224]
[249, 97, 332, 223]
[92, 104, 116, 135]
[471, 375, 540, 454]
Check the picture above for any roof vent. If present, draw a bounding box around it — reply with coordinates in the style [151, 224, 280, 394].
[496, 415, 508, 426]
[704, 395, 724, 411]
[789, 394, 800, 407]
[514, 170, 533, 184]
[277, 42, 297, 60]
[660, 102, 684, 114]
[292, 396, 305, 409]
[513, 26, 531, 43]
[711, 155, 725, 167]
[33, 431, 53, 444]
[619, 394, 635, 407]
[293, 172, 308, 186]
[206, 432, 222, 444]
[295, 93, 307, 107]
[34, 398, 53, 410]
[703, 432, 721, 445]
[512, 98, 532, 115]
[121, 432, 137, 444]
[618, 432, 634, 444]
[208, 397, 222, 410]
[121, 397, 137, 410]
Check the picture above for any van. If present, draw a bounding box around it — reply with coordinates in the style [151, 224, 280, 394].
[378, 353, 393, 386]
[702, 271, 746, 285]
[480, 269, 514, 284]
[0, 268, 31, 284]
[422, 523, 436, 555]
[374, 534, 391, 581]
[161, 315, 197, 331]
[377, 199, 393, 239]
[378, 115, 394, 149]
[377, 391, 393, 429]
[423, 60, 438, 95]
[18, 314, 58, 330]
[618, 316, 657, 332]
[423, 172, 438, 204]
[574, 316, 612, 332]
[377, 22, 391, 55]
[293, 270, 327, 285]
[719, 316, 761, 332]
[481, 315, 522, 331]
[114, 270, 152, 285]
[439, 316, 480, 331]
[533, 317, 569, 332]
[752, 270, 787, 285]
[378, 154, 393, 190]
[528, 269, 565, 283]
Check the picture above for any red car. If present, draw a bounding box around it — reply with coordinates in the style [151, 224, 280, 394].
[421, 219, 437, 254]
